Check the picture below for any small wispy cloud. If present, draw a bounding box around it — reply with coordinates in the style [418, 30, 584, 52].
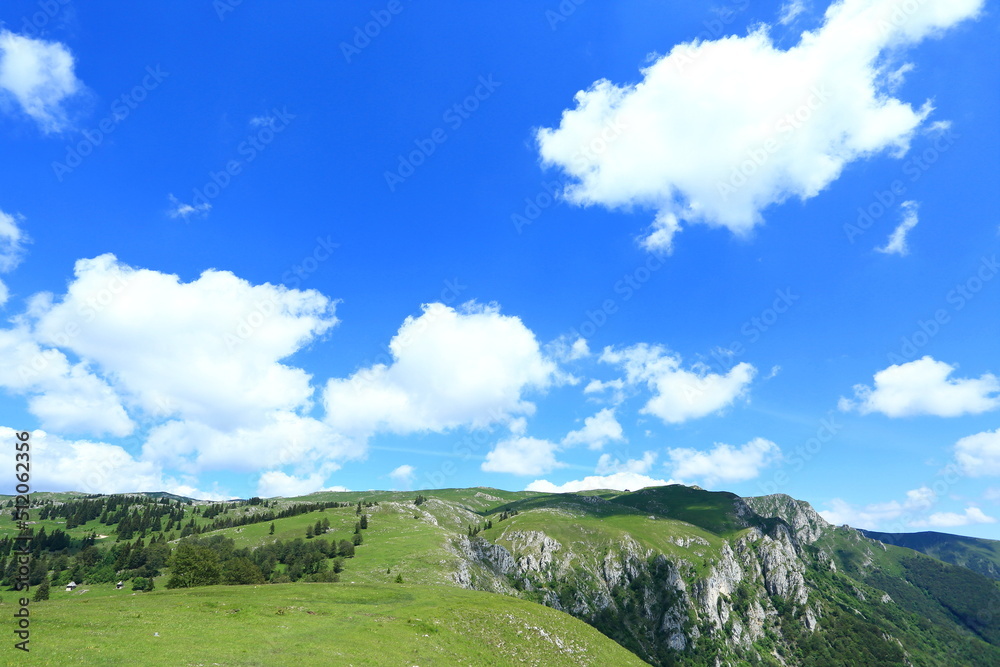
[167, 193, 211, 220]
[0, 209, 27, 273]
[388, 464, 416, 488]
[877, 200, 919, 256]
[924, 120, 952, 135]
[910, 505, 996, 528]
[778, 0, 807, 25]
[0, 209, 28, 307]
[249, 114, 275, 128]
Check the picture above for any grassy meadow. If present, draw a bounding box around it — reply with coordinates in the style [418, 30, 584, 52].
[16, 583, 647, 666]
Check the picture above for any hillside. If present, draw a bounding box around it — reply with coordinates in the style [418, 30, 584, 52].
[4, 486, 1000, 665]
[28, 583, 645, 666]
[859, 529, 1000, 581]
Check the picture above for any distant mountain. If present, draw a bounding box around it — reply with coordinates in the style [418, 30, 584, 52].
[0, 490, 202, 504]
[131, 491, 202, 503]
[860, 528, 1000, 580]
[7, 485, 1000, 666]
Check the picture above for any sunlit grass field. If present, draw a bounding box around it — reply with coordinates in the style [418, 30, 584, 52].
[14, 583, 647, 666]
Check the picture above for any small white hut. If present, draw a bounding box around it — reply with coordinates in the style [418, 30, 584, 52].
[116, 581, 124, 590]
[65, 581, 77, 592]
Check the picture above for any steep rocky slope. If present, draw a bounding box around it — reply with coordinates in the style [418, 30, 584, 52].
[427, 486, 1000, 666]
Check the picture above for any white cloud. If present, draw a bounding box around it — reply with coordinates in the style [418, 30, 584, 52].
[904, 486, 936, 508]
[779, 0, 808, 25]
[819, 485, 936, 528]
[535, 0, 982, 253]
[840, 356, 1000, 417]
[508, 416, 528, 436]
[910, 506, 996, 528]
[0, 427, 216, 497]
[169, 485, 235, 502]
[482, 408, 624, 476]
[954, 429, 1000, 477]
[526, 471, 674, 494]
[820, 499, 891, 528]
[482, 436, 563, 476]
[141, 413, 356, 474]
[601, 344, 755, 423]
[0, 209, 27, 273]
[547, 336, 590, 361]
[31, 253, 337, 431]
[666, 438, 781, 486]
[388, 464, 416, 488]
[0, 209, 28, 308]
[0, 325, 134, 437]
[584, 378, 627, 405]
[0, 253, 352, 476]
[167, 194, 212, 220]
[885, 62, 915, 92]
[3, 256, 570, 491]
[25, 430, 161, 493]
[876, 200, 918, 255]
[256, 471, 329, 498]
[1, 218, 132, 435]
[561, 408, 625, 450]
[925, 120, 952, 135]
[0, 30, 83, 132]
[596, 451, 657, 475]
[324, 302, 560, 438]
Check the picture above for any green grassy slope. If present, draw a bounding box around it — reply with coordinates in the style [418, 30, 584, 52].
[216, 500, 474, 586]
[21, 583, 648, 666]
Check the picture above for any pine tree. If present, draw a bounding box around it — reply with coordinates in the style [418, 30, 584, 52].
[269, 522, 275, 535]
[394, 573, 404, 584]
[359, 514, 368, 529]
[33, 577, 50, 601]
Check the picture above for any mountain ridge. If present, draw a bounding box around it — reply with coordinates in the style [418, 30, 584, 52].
[6, 484, 1000, 665]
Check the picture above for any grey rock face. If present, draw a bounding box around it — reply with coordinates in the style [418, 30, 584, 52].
[745, 494, 831, 545]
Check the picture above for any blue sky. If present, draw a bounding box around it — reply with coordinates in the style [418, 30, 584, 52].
[0, 0, 998, 537]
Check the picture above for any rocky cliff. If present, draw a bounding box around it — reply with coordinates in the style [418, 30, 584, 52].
[439, 486, 1000, 666]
